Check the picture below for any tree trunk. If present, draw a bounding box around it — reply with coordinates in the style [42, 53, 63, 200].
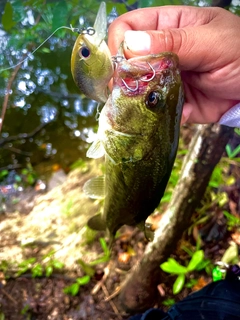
[119, 124, 234, 313]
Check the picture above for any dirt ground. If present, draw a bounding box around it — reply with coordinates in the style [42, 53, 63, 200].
[1, 219, 239, 320]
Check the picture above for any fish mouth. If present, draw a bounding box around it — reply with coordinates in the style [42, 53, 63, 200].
[113, 52, 179, 95]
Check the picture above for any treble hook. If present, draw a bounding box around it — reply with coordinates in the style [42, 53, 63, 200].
[111, 55, 125, 70]
[141, 62, 156, 82]
[121, 78, 139, 92]
[112, 55, 125, 64]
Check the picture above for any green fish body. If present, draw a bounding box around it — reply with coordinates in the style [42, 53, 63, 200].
[84, 51, 184, 238]
[71, 2, 114, 103]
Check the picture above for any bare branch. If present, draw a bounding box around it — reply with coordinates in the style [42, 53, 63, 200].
[0, 53, 28, 133]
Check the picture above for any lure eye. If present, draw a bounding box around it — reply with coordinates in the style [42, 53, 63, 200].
[146, 91, 159, 108]
[79, 46, 90, 58]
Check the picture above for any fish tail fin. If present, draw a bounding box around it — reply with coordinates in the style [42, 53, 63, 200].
[87, 213, 106, 231]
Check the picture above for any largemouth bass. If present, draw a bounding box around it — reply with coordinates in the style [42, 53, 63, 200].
[71, 2, 114, 103]
[84, 50, 184, 239]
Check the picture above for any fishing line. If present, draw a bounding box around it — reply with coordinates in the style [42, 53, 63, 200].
[0, 25, 80, 73]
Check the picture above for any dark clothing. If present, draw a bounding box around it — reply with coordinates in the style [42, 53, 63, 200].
[129, 279, 240, 320]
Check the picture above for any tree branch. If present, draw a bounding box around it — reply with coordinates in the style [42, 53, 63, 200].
[0, 122, 48, 147]
[0, 53, 28, 133]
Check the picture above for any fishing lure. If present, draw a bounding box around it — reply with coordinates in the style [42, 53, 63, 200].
[71, 2, 114, 103]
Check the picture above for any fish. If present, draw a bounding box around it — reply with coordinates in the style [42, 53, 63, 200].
[71, 2, 114, 103]
[83, 48, 184, 240]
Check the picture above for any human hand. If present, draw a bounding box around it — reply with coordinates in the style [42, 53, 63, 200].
[108, 6, 240, 124]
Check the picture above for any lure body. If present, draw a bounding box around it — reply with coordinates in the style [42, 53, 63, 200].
[71, 2, 114, 103]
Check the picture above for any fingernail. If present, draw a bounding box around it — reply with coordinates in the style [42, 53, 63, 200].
[124, 31, 151, 54]
[181, 104, 192, 124]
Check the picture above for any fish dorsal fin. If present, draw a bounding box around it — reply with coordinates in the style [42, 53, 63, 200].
[93, 2, 107, 45]
[86, 139, 105, 159]
[83, 175, 105, 199]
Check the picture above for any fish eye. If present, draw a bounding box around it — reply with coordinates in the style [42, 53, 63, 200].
[146, 91, 159, 108]
[79, 46, 90, 58]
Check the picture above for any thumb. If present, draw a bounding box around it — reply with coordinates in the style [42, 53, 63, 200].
[123, 29, 202, 71]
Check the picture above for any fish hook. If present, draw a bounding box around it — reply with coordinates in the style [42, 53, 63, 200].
[141, 62, 156, 82]
[111, 55, 125, 70]
[121, 78, 139, 92]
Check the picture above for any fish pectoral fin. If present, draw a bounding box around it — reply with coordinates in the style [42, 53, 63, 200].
[104, 131, 144, 164]
[88, 213, 106, 231]
[83, 175, 105, 199]
[86, 139, 105, 159]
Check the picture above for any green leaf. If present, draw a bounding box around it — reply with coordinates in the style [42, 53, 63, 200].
[107, 3, 126, 16]
[187, 250, 204, 272]
[76, 275, 90, 286]
[99, 237, 110, 257]
[222, 242, 238, 264]
[16, 266, 29, 276]
[0, 170, 8, 179]
[185, 278, 198, 288]
[27, 174, 35, 185]
[31, 263, 43, 277]
[225, 144, 240, 159]
[46, 265, 53, 277]
[52, 260, 64, 269]
[63, 283, 79, 296]
[160, 258, 188, 274]
[18, 257, 36, 267]
[2, 2, 16, 31]
[51, 0, 68, 31]
[20, 304, 30, 315]
[21, 168, 28, 175]
[77, 259, 95, 277]
[173, 274, 185, 294]
[195, 259, 211, 272]
[162, 298, 175, 307]
[139, 0, 162, 7]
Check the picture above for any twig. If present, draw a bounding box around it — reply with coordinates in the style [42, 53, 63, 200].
[0, 53, 28, 133]
[102, 284, 122, 320]
[0, 164, 23, 171]
[0, 122, 48, 147]
[0, 287, 18, 305]
[104, 286, 121, 301]
[2, 145, 32, 156]
[91, 262, 111, 295]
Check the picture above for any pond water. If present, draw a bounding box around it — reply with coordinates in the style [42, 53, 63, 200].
[0, 5, 101, 180]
